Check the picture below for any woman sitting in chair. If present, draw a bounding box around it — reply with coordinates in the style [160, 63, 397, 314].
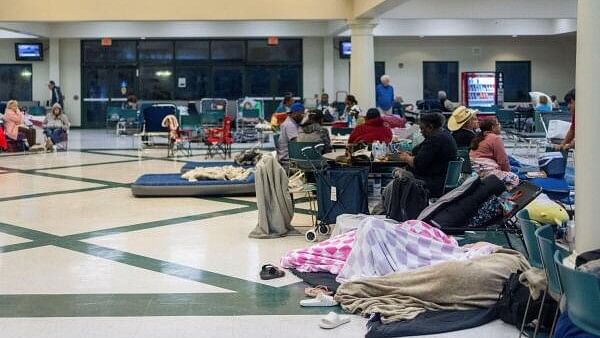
[43, 103, 70, 151]
[347, 109, 392, 145]
[297, 109, 332, 153]
[3, 100, 36, 150]
[470, 118, 519, 188]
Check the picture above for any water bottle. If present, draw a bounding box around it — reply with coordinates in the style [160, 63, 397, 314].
[347, 113, 352, 127]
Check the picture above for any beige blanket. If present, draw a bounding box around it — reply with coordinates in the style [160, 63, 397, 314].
[334, 248, 529, 324]
[181, 166, 253, 182]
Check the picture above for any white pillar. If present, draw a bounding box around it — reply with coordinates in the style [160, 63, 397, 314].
[575, 0, 600, 253]
[48, 38, 60, 85]
[323, 37, 335, 97]
[349, 19, 378, 110]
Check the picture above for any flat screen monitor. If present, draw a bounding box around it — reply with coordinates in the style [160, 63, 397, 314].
[15, 43, 43, 61]
[339, 41, 351, 59]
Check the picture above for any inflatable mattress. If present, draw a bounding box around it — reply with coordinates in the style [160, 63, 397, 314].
[180, 161, 249, 173]
[132, 173, 255, 197]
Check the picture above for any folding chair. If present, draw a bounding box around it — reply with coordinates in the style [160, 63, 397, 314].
[116, 109, 140, 135]
[554, 251, 600, 337]
[204, 115, 233, 159]
[28, 106, 46, 116]
[135, 104, 176, 151]
[443, 159, 464, 194]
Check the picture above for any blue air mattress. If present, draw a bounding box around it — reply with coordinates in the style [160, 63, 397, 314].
[132, 173, 255, 197]
[180, 161, 248, 173]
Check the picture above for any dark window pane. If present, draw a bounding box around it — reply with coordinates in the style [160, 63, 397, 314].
[175, 67, 209, 100]
[247, 39, 301, 62]
[375, 62, 385, 86]
[175, 41, 209, 61]
[106, 40, 137, 63]
[82, 41, 107, 63]
[496, 61, 531, 102]
[140, 66, 173, 100]
[211, 40, 245, 61]
[139, 41, 173, 63]
[213, 67, 243, 99]
[0, 64, 33, 101]
[110, 67, 137, 98]
[246, 66, 272, 97]
[276, 66, 301, 97]
[83, 67, 109, 99]
[423, 61, 459, 101]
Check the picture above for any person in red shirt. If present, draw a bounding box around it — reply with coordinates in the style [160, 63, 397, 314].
[347, 108, 392, 144]
[557, 89, 575, 150]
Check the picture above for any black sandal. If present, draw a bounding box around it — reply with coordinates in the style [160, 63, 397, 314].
[260, 264, 285, 280]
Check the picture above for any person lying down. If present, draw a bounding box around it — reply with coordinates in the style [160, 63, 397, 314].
[281, 216, 505, 283]
[181, 165, 254, 182]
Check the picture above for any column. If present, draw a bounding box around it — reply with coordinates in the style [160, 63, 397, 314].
[48, 38, 60, 84]
[349, 19, 378, 109]
[575, 0, 600, 253]
[323, 37, 335, 97]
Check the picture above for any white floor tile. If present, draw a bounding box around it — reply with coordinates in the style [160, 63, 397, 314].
[0, 232, 29, 246]
[0, 172, 100, 199]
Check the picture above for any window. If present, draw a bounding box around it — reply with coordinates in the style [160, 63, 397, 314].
[496, 61, 531, 102]
[246, 66, 273, 97]
[175, 41, 209, 61]
[423, 61, 459, 101]
[175, 66, 209, 100]
[275, 66, 301, 96]
[212, 66, 243, 99]
[247, 39, 302, 63]
[138, 41, 173, 63]
[82, 40, 136, 63]
[375, 62, 385, 86]
[211, 40, 245, 61]
[0, 64, 33, 101]
[139, 66, 174, 100]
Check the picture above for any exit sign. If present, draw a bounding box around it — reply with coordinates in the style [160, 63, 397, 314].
[101, 38, 112, 46]
[267, 36, 279, 46]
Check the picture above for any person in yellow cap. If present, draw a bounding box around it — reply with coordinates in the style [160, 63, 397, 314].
[447, 106, 479, 148]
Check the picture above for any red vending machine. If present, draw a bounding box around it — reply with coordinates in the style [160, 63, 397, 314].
[461, 72, 504, 108]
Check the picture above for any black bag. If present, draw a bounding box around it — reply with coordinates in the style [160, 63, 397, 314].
[497, 272, 558, 329]
[386, 176, 429, 222]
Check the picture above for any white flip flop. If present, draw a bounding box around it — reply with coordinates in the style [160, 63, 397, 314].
[299, 293, 338, 307]
[319, 311, 351, 329]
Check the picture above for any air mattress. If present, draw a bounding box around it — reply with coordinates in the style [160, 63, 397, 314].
[132, 172, 255, 197]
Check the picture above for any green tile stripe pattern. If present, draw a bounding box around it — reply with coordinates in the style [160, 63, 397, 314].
[0, 148, 515, 317]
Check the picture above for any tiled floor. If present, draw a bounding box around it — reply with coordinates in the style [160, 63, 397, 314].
[0, 130, 520, 337]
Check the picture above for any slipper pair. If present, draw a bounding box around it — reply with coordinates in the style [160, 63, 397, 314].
[319, 312, 351, 329]
[300, 293, 338, 307]
[260, 264, 285, 280]
[304, 285, 333, 297]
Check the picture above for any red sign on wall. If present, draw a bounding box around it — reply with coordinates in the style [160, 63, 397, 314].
[101, 38, 112, 46]
[267, 36, 279, 46]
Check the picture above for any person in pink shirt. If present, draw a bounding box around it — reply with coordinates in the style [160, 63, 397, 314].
[469, 118, 519, 188]
[3, 100, 36, 147]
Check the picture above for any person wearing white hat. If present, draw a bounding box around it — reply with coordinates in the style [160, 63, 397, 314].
[448, 106, 479, 148]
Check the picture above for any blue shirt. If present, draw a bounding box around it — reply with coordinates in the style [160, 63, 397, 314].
[535, 103, 553, 112]
[376, 84, 394, 111]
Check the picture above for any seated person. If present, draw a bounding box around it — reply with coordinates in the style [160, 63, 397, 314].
[535, 95, 553, 112]
[297, 109, 332, 153]
[122, 95, 138, 110]
[550, 95, 560, 109]
[438, 90, 457, 112]
[470, 118, 519, 188]
[275, 94, 294, 113]
[343, 94, 363, 120]
[43, 103, 70, 150]
[398, 112, 458, 198]
[348, 108, 392, 144]
[277, 103, 305, 163]
[3, 100, 36, 148]
[448, 106, 479, 148]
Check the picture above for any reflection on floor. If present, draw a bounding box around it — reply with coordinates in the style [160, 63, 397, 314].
[0, 130, 521, 338]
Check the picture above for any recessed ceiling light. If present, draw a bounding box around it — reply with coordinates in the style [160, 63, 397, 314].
[512, 34, 518, 38]
[140, 37, 146, 40]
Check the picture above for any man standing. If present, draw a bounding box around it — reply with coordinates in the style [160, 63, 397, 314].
[48, 81, 64, 108]
[277, 103, 305, 163]
[557, 89, 576, 150]
[376, 75, 394, 115]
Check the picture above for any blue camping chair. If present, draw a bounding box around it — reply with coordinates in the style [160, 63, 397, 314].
[136, 104, 177, 150]
[555, 251, 600, 336]
[443, 159, 464, 194]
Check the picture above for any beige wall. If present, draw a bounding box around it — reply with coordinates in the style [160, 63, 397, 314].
[303, 37, 325, 99]
[332, 35, 577, 105]
[0, 39, 49, 105]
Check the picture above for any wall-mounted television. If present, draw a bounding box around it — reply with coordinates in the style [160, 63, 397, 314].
[15, 43, 43, 61]
[339, 41, 351, 59]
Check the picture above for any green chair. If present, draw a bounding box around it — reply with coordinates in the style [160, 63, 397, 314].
[456, 148, 472, 174]
[535, 224, 567, 337]
[201, 111, 225, 128]
[241, 108, 261, 119]
[443, 159, 464, 194]
[554, 250, 600, 336]
[288, 141, 326, 173]
[516, 210, 544, 338]
[180, 114, 202, 131]
[496, 109, 515, 129]
[28, 106, 46, 116]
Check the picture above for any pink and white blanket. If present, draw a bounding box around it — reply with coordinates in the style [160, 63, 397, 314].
[281, 217, 499, 282]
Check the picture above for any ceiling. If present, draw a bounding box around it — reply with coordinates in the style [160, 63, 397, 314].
[0, 0, 578, 39]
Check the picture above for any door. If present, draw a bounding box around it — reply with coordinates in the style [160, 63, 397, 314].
[82, 66, 137, 128]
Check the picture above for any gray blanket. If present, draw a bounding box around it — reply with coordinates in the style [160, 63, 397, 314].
[335, 248, 529, 323]
[249, 154, 299, 238]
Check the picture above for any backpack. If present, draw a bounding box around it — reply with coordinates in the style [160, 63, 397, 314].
[386, 176, 429, 222]
[497, 272, 558, 329]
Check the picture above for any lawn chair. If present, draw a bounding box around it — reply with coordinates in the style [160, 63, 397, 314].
[443, 159, 464, 194]
[204, 115, 233, 159]
[116, 109, 140, 135]
[28, 106, 46, 116]
[135, 104, 176, 151]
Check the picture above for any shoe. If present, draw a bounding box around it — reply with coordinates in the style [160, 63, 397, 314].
[45, 139, 54, 151]
[300, 293, 338, 307]
[319, 312, 351, 329]
[304, 285, 333, 297]
[259, 264, 285, 280]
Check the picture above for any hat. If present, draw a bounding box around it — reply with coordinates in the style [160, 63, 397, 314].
[290, 103, 305, 113]
[447, 106, 476, 131]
